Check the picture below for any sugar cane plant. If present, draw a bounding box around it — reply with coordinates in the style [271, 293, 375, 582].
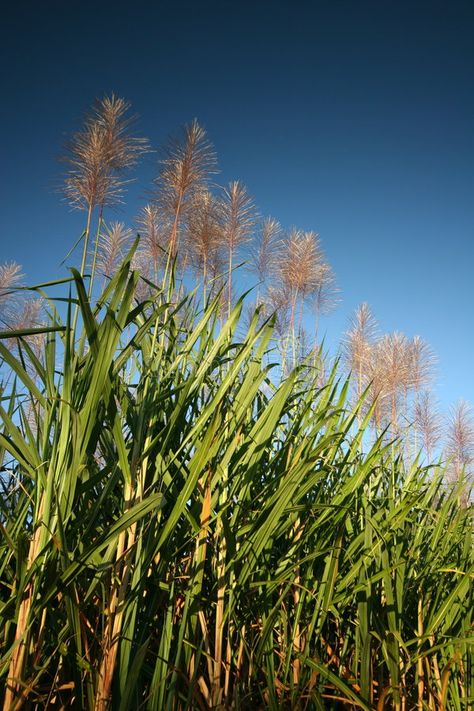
[0, 94, 472, 710]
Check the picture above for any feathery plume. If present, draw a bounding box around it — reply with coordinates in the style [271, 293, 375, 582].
[131, 249, 154, 303]
[265, 285, 291, 340]
[155, 119, 217, 256]
[274, 230, 328, 367]
[242, 298, 271, 335]
[4, 298, 45, 370]
[186, 190, 224, 297]
[136, 204, 168, 276]
[445, 400, 474, 486]
[220, 181, 256, 254]
[0, 262, 23, 323]
[312, 260, 339, 317]
[277, 230, 322, 298]
[370, 332, 411, 433]
[407, 335, 437, 391]
[342, 302, 378, 410]
[414, 390, 442, 462]
[342, 303, 377, 376]
[9, 298, 43, 332]
[96, 222, 133, 278]
[220, 180, 256, 316]
[248, 217, 282, 284]
[62, 94, 149, 211]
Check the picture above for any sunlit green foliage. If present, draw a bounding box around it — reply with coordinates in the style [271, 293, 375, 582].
[0, 249, 472, 710]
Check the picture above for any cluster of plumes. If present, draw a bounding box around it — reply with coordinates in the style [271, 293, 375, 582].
[67, 96, 338, 352]
[244, 226, 338, 369]
[0, 262, 44, 359]
[132, 176, 258, 308]
[343, 304, 437, 431]
[86, 115, 256, 308]
[343, 303, 474, 487]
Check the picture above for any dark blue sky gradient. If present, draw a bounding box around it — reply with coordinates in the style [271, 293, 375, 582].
[1, 0, 473, 409]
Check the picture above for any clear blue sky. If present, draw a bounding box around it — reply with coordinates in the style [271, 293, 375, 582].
[1, 0, 473, 412]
